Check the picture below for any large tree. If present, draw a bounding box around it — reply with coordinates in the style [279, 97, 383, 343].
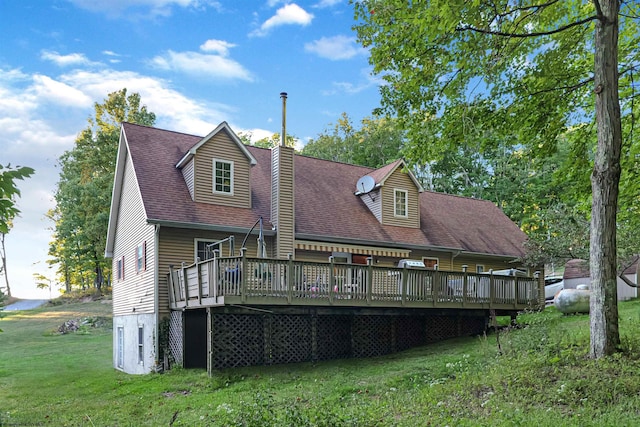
[354, 0, 638, 357]
[50, 89, 155, 293]
[303, 113, 406, 168]
[0, 164, 35, 297]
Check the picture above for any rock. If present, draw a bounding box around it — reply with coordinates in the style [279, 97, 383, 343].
[554, 289, 590, 314]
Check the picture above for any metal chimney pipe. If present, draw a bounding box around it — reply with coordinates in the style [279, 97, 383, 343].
[280, 92, 287, 147]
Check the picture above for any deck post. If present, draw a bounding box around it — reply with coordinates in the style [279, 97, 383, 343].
[366, 257, 373, 304]
[168, 265, 176, 307]
[328, 256, 335, 304]
[489, 270, 495, 308]
[401, 264, 408, 305]
[513, 276, 519, 309]
[241, 248, 247, 303]
[206, 307, 212, 376]
[182, 262, 188, 303]
[287, 253, 294, 303]
[433, 266, 441, 305]
[213, 250, 220, 299]
[462, 265, 468, 307]
[197, 262, 202, 305]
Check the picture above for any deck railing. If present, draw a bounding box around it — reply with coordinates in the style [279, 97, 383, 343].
[168, 251, 541, 311]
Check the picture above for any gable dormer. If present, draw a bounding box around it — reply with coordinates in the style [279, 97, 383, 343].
[356, 159, 422, 229]
[176, 122, 256, 208]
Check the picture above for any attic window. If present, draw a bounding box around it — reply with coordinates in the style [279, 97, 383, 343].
[213, 159, 233, 195]
[394, 189, 408, 218]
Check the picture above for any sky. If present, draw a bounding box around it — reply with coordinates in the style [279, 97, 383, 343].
[0, 0, 383, 299]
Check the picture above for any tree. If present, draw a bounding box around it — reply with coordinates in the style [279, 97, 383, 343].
[303, 113, 406, 168]
[50, 89, 155, 294]
[354, 0, 638, 357]
[0, 164, 35, 297]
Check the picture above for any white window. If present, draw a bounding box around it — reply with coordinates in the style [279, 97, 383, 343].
[422, 257, 439, 269]
[135, 242, 146, 273]
[195, 239, 221, 262]
[116, 256, 125, 281]
[213, 159, 233, 195]
[394, 189, 408, 217]
[476, 265, 485, 273]
[117, 327, 124, 369]
[137, 326, 144, 365]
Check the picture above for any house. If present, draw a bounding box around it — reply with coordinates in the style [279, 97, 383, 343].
[105, 118, 539, 375]
[563, 258, 638, 301]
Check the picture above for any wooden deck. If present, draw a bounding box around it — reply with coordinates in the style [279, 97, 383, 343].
[168, 252, 542, 313]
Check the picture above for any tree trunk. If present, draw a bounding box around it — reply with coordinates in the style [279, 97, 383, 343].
[0, 233, 11, 297]
[590, 0, 621, 358]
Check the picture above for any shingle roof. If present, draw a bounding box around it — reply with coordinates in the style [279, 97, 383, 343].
[121, 122, 527, 258]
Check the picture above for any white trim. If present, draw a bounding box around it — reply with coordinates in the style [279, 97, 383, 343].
[116, 327, 124, 369]
[394, 188, 408, 218]
[476, 264, 485, 273]
[212, 158, 234, 196]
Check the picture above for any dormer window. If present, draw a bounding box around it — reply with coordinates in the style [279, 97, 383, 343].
[394, 189, 408, 218]
[213, 159, 233, 195]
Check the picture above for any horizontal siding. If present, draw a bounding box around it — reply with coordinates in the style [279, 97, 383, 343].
[181, 158, 195, 200]
[273, 146, 295, 258]
[452, 255, 527, 274]
[194, 132, 251, 208]
[112, 153, 156, 317]
[158, 228, 273, 313]
[381, 169, 420, 228]
[359, 189, 382, 222]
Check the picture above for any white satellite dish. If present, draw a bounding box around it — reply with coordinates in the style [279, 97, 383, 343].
[356, 175, 375, 194]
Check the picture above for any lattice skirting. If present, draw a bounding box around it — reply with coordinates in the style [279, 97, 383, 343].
[168, 310, 183, 367]
[170, 310, 488, 371]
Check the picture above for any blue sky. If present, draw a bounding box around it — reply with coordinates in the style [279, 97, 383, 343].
[0, 0, 382, 299]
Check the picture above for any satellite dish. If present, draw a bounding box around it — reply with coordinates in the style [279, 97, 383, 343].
[356, 175, 375, 194]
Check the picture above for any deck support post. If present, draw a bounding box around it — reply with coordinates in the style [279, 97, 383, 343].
[489, 271, 495, 309]
[328, 256, 335, 305]
[462, 265, 468, 307]
[401, 264, 408, 305]
[241, 248, 247, 303]
[182, 262, 188, 303]
[206, 307, 213, 376]
[287, 253, 294, 303]
[366, 257, 373, 304]
[168, 265, 176, 307]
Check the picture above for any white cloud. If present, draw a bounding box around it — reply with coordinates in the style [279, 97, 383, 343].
[150, 50, 252, 81]
[313, 0, 341, 8]
[199, 39, 236, 56]
[40, 50, 99, 67]
[250, 3, 313, 37]
[67, 0, 222, 18]
[304, 35, 366, 60]
[32, 75, 94, 107]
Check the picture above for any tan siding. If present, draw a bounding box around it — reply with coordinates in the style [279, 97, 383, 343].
[407, 249, 453, 270]
[272, 146, 295, 258]
[181, 158, 195, 200]
[193, 132, 251, 208]
[359, 189, 382, 222]
[112, 154, 156, 317]
[452, 255, 526, 274]
[158, 229, 272, 312]
[380, 169, 420, 228]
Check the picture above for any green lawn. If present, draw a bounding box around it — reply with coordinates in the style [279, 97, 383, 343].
[2, 299, 640, 426]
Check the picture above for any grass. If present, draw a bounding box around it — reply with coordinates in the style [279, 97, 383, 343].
[2, 300, 640, 426]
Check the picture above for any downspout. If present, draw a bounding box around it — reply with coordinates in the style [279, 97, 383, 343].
[154, 223, 161, 371]
[451, 251, 461, 270]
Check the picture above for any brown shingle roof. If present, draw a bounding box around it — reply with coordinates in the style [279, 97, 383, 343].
[121, 122, 527, 258]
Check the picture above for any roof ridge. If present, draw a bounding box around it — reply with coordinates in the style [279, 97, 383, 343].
[122, 121, 203, 139]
